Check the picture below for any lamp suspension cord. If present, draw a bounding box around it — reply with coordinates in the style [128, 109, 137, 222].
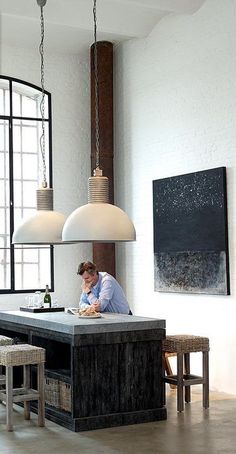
[93, 0, 100, 170]
[39, 3, 47, 187]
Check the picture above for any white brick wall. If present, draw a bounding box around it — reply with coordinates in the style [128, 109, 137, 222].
[114, 0, 236, 394]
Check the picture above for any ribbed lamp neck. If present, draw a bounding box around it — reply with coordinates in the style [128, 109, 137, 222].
[88, 168, 109, 203]
[37, 187, 53, 210]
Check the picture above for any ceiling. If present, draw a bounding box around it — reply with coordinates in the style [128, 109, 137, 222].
[0, 0, 206, 55]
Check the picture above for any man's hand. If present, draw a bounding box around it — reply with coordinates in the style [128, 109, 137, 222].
[91, 302, 101, 312]
[82, 281, 92, 294]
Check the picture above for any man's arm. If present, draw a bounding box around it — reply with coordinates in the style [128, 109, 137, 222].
[88, 278, 114, 312]
[79, 291, 91, 309]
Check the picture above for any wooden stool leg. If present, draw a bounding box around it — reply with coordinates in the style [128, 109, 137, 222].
[6, 366, 13, 431]
[24, 365, 30, 420]
[37, 362, 45, 427]
[203, 351, 209, 409]
[164, 353, 176, 390]
[0, 365, 4, 402]
[177, 353, 184, 412]
[184, 353, 191, 403]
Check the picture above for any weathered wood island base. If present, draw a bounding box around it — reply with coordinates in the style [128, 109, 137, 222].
[0, 311, 167, 431]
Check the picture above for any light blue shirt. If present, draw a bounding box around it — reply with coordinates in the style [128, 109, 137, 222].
[79, 272, 130, 314]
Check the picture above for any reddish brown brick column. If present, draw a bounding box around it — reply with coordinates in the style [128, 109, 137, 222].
[90, 41, 115, 277]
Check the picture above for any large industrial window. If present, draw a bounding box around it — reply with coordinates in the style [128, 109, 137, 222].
[0, 76, 54, 293]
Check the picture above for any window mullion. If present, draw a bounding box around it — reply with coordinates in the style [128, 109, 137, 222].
[3, 117, 7, 288]
[8, 79, 15, 291]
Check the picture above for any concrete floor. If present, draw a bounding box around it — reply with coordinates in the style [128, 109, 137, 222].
[0, 389, 236, 454]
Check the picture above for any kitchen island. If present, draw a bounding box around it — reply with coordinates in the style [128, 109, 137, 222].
[0, 310, 166, 431]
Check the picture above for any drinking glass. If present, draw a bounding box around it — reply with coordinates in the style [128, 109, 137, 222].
[34, 291, 43, 307]
[25, 295, 34, 307]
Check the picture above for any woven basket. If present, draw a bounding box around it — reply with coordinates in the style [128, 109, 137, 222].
[45, 377, 71, 412]
[60, 381, 71, 412]
[45, 377, 60, 408]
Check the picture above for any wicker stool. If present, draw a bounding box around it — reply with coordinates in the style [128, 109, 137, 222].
[0, 336, 13, 388]
[0, 344, 45, 431]
[162, 335, 210, 412]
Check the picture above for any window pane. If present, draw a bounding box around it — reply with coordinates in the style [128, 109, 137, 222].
[0, 208, 7, 234]
[0, 248, 10, 289]
[0, 79, 10, 115]
[13, 153, 22, 180]
[0, 236, 10, 253]
[23, 181, 37, 206]
[22, 96, 37, 118]
[14, 119, 49, 187]
[0, 125, 4, 152]
[23, 208, 36, 218]
[13, 125, 21, 152]
[15, 248, 39, 264]
[23, 154, 38, 180]
[15, 247, 51, 290]
[0, 89, 3, 115]
[6, 234, 10, 249]
[23, 264, 39, 289]
[12, 81, 49, 119]
[14, 248, 23, 263]
[39, 248, 51, 288]
[15, 181, 37, 209]
[0, 123, 8, 151]
[14, 208, 23, 227]
[14, 208, 36, 227]
[0, 155, 4, 177]
[15, 263, 22, 289]
[0, 120, 9, 161]
[0, 181, 5, 206]
[12, 92, 21, 117]
[5, 208, 10, 236]
[0, 208, 10, 245]
[22, 125, 38, 153]
[14, 181, 22, 207]
[23, 248, 39, 262]
[0, 180, 9, 205]
[15, 119, 38, 127]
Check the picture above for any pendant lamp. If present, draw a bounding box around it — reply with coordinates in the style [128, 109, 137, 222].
[12, 0, 66, 245]
[62, 0, 136, 243]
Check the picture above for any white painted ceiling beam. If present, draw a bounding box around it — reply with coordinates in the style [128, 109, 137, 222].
[0, 0, 206, 54]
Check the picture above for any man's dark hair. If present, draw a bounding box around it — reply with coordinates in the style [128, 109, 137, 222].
[77, 261, 97, 275]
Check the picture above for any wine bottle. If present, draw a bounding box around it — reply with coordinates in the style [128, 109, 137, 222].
[44, 284, 51, 308]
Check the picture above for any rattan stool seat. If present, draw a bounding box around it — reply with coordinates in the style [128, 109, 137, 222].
[0, 343, 45, 431]
[0, 335, 13, 346]
[163, 335, 209, 354]
[0, 344, 45, 366]
[0, 335, 13, 387]
[163, 334, 210, 412]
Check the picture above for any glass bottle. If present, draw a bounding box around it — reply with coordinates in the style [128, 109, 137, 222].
[44, 284, 51, 308]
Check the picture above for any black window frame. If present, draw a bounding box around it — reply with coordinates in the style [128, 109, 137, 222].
[0, 75, 54, 294]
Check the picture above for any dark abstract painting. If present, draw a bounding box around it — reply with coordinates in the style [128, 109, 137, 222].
[153, 167, 230, 295]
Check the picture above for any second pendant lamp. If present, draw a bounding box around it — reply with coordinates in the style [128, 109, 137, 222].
[12, 0, 66, 245]
[62, 0, 136, 243]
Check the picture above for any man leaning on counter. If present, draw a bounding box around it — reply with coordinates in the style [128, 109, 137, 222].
[77, 261, 132, 315]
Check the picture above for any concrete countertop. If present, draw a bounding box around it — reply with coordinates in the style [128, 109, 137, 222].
[0, 310, 166, 336]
